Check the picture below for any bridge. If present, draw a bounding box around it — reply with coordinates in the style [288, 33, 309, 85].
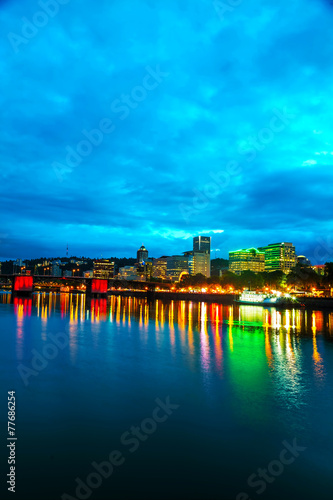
[0, 275, 160, 297]
[0, 275, 109, 296]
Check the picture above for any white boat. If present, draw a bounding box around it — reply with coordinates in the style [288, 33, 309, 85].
[237, 290, 299, 307]
[237, 290, 268, 304]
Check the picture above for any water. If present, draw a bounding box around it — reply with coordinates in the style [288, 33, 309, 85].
[1, 292, 333, 500]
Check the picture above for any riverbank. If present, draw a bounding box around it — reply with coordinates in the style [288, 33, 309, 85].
[109, 290, 333, 309]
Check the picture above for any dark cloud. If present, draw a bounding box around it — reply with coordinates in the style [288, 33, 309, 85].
[0, 0, 333, 262]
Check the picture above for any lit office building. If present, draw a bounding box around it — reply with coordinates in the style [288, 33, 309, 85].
[93, 259, 115, 279]
[152, 258, 168, 279]
[137, 245, 148, 263]
[229, 248, 265, 275]
[258, 242, 297, 273]
[51, 263, 62, 277]
[193, 236, 211, 254]
[193, 236, 211, 277]
[118, 266, 143, 281]
[184, 251, 210, 278]
[166, 255, 190, 282]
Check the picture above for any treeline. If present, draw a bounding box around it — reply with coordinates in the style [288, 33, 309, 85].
[177, 263, 333, 291]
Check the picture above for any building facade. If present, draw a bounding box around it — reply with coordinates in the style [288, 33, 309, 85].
[184, 251, 210, 278]
[258, 243, 297, 273]
[229, 248, 265, 275]
[193, 236, 211, 278]
[193, 236, 211, 253]
[166, 255, 190, 282]
[152, 258, 168, 279]
[137, 245, 148, 263]
[93, 259, 115, 279]
[51, 263, 62, 277]
[118, 266, 143, 281]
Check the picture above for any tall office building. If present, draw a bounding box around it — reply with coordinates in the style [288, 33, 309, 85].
[137, 245, 148, 263]
[192, 236, 211, 278]
[93, 259, 115, 279]
[193, 236, 211, 254]
[152, 258, 168, 279]
[258, 242, 297, 273]
[166, 255, 191, 282]
[184, 251, 210, 278]
[229, 248, 265, 275]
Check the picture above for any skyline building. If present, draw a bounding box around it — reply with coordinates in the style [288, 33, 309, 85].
[193, 236, 211, 278]
[166, 255, 190, 282]
[258, 242, 297, 273]
[93, 259, 115, 279]
[118, 266, 143, 281]
[193, 236, 211, 254]
[184, 251, 211, 278]
[229, 248, 265, 275]
[152, 257, 168, 280]
[137, 245, 148, 264]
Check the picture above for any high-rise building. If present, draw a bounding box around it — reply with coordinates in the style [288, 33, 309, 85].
[229, 248, 265, 275]
[193, 236, 211, 254]
[93, 259, 115, 279]
[166, 255, 190, 282]
[137, 245, 148, 263]
[184, 251, 210, 278]
[152, 258, 168, 279]
[258, 243, 297, 273]
[193, 236, 211, 277]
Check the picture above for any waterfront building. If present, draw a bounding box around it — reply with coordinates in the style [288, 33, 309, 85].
[258, 242, 297, 273]
[118, 266, 143, 281]
[137, 245, 148, 263]
[93, 259, 115, 279]
[51, 263, 62, 277]
[152, 257, 168, 279]
[166, 255, 190, 282]
[193, 236, 211, 277]
[184, 251, 211, 278]
[229, 248, 265, 275]
[297, 255, 311, 266]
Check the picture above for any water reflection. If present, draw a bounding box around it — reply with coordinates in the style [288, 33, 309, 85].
[3, 292, 331, 408]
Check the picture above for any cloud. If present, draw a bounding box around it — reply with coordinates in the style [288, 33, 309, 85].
[0, 0, 333, 262]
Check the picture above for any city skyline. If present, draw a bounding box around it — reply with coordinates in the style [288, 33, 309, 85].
[1, 1, 333, 262]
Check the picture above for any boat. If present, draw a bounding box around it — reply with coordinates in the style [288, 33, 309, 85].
[237, 290, 269, 304]
[237, 290, 300, 307]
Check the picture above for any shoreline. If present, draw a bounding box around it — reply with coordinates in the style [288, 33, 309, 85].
[2, 289, 333, 310]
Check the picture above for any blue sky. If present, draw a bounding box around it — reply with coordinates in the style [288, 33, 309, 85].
[1, 0, 333, 262]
